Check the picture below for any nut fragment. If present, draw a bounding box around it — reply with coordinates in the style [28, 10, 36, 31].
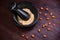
[25, 35, 28, 40]
[53, 23, 56, 26]
[39, 12, 42, 14]
[45, 23, 48, 26]
[44, 13, 48, 16]
[21, 34, 25, 38]
[40, 7, 44, 10]
[42, 24, 45, 28]
[48, 22, 51, 25]
[38, 28, 41, 33]
[50, 12, 53, 15]
[45, 7, 48, 11]
[39, 18, 43, 20]
[42, 23, 47, 28]
[46, 18, 50, 20]
[51, 15, 56, 18]
[47, 28, 51, 31]
[31, 34, 35, 38]
[43, 34, 47, 38]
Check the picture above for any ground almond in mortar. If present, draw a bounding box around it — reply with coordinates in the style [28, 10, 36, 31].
[17, 8, 34, 25]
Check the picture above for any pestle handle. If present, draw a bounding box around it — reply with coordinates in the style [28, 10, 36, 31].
[15, 9, 30, 20]
[11, 9, 30, 20]
[10, 2, 30, 20]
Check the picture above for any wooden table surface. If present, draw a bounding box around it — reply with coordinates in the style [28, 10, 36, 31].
[0, 0, 60, 40]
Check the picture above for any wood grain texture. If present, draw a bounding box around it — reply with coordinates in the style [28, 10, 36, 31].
[0, 0, 60, 40]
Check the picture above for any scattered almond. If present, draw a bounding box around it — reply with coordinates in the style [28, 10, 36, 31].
[48, 22, 51, 25]
[42, 23, 47, 28]
[45, 7, 48, 11]
[47, 28, 51, 31]
[51, 15, 56, 18]
[40, 7, 44, 10]
[39, 12, 42, 14]
[25, 35, 28, 40]
[44, 13, 48, 16]
[43, 34, 47, 38]
[46, 18, 50, 20]
[53, 23, 56, 26]
[39, 18, 43, 20]
[45, 23, 48, 26]
[38, 28, 41, 33]
[50, 12, 53, 16]
[31, 34, 35, 38]
[21, 34, 25, 38]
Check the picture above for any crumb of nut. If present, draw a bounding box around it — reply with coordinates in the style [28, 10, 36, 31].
[21, 34, 25, 38]
[44, 13, 48, 16]
[38, 28, 41, 33]
[45, 7, 48, 11]
[43, 34, 47, 38]
[31, 34, 35, 38]
[40, 7, 44, 10]
[50, 12, 53, 16]
[48, 22, 51, 25]
[42, 24, 47, 28]
[45, 23, 48, 26]
[39, 18, 43, 20]
[47, 28, 51, 31]
[45, 18, 50, 20]
[25, 35, 28, 40]
[51, 15, 56, 18]
[42, 24, 45, 28]
[39, 12, 42, 14]
[53, 23, 56, 26]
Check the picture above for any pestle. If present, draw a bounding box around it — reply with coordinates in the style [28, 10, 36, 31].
[9, 1, 38, 27]
[10, 2, 30, 20]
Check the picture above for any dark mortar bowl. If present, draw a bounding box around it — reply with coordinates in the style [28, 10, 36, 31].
[12, 1, 39, 28]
